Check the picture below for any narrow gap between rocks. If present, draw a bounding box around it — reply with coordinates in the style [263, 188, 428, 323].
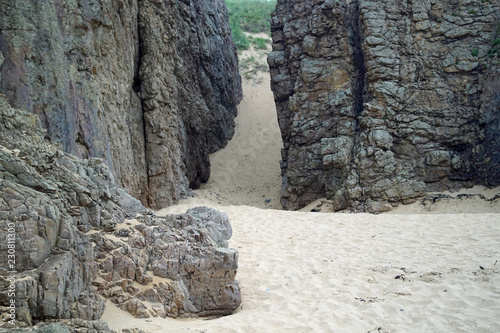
[174, 33, 284, 210]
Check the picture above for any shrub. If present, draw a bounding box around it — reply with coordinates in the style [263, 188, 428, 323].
[471, 49, 479, 57]
[252, 37, 271, 50]
[226, 0, 276, 33]
[225, 0, 277, 50]
[230, 21, 250, 50]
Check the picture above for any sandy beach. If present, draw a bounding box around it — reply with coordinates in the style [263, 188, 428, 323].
[102, 40, 500, 332]
[104, 205, 500, 332]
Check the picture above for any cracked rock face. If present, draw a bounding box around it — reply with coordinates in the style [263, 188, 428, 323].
[93, 207, 241, 319]
[138, 0, 242, 208]
[269, 0, 500, 212]
[0, 97, 240, 327]
[0, 0, 242, 210]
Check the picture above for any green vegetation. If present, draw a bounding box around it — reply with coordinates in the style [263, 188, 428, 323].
[252, 37, 271, 49]
[240, 56, 268, 71]
[239, 55, 258, 69]
[230, 22, 250, 50]
[225, 0, 276, 50]
[471, 49, 479, 57]
[225, 0, 276, 33]
[239, 55, 269, 80]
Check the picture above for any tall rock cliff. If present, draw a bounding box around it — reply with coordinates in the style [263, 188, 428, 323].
[0, 0, 242, 209]
[269, 0, 500, 212]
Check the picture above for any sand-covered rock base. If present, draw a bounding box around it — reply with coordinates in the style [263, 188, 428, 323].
[105, 205, 500, 332]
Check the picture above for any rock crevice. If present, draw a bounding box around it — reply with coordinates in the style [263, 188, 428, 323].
[348, 0, 367, 131]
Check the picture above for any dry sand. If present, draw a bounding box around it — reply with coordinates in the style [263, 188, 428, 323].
[190, 72, 283, 210]
[105, 205, 500, 333]
[103, 37, 500, 332]
[180, 34, 283, 210]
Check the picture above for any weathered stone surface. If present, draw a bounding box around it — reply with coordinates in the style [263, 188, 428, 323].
[0, 0, 242, 209]
[0, 319, 112, 333]
[0, 0, 148, 203]
[94, 207, 241, 318]
[269, 0, 500, 212]
[0, 97, 240, 327]
[138, 0, 242, 208]
[0, 97, 143, 324]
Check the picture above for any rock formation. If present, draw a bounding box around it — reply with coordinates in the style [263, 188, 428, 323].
[1, 320, 114, 333]
[0, 0, 242, 209]
[269, 0, 500, 212]
[0, 97, 241, 328]
[93, 207, 240, 319]
[91, 207, 241, 318]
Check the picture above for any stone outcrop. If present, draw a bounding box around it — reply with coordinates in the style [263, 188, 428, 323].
[0, 97, 240, 328]
[269, 0, 500, 212]
[94, 207, 240, 319]
[138, 0, 241, 208]
[0, 0, 242, 209]
[1, 319, 113, 333]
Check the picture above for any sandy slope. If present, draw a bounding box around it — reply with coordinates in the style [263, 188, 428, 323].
[103, 38, 500, 332]
[181, 37, 283, 210]
[191, 72, 283, 210]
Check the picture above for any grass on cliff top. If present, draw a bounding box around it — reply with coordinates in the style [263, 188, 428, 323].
[225, 0, 276, 50]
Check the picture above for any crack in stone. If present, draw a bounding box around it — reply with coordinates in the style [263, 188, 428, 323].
[347, 0, 366, 132]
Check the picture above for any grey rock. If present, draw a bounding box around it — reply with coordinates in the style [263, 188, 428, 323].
[93, 207, 241, 318]
[269, 0, 500, 212]
[0, 97, 240, 325]
[0, 0, 241, 210]
[0, 319, 112, 333]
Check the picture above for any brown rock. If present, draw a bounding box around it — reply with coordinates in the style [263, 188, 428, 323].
[269, 0, 500, 212]
[0, 0, 241, 209]
[120, 299, 150, 319]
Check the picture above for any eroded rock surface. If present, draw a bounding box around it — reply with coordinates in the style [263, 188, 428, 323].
[0, 98, 240, 328]
[0, 0, 242, 209]
[0, 319, 113, 333]
[269, 0, 500, 212]
[139, 0, 242, 208]
[94, 207, 240, 319]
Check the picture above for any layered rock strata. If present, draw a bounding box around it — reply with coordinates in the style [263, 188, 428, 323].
[269, 0, 500, 212]
[0, 98, 240, 327]
[0, 0, 242, 209]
